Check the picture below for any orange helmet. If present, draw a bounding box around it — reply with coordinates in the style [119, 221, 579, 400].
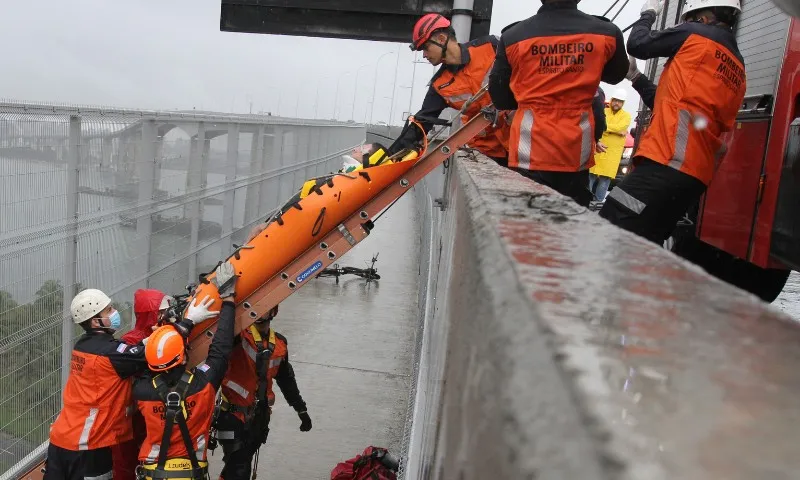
[410, 14, 451, 51]
[145, 325, 186, 372]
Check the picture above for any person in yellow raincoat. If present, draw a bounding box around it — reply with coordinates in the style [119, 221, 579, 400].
[589, 87, 632, 202]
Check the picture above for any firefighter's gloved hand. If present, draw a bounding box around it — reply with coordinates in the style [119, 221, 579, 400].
[185, 295, 220, 324]
[641, 0, 663, 15]
[298, 411, 312, 432]
[212, 261, 238, 299]
[626, 54, 641, 82]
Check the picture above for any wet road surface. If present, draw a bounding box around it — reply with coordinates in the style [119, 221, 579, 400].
[776, 272, 800, 320]
[208, 194, 419, 479]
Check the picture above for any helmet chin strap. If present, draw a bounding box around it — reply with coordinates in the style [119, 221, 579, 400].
[89, 317, 115, 334]
[439, 33, 450, 63]
[425, 32, 450, 63]
[90, 326, 115, 335]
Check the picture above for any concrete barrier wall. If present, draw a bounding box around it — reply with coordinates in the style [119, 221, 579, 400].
[408, 154, 800, 479]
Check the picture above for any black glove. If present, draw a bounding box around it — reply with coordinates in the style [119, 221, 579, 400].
[298, 411, 312, 432]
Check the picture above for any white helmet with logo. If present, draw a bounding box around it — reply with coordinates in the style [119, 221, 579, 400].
[772, 0, 800, 18]
[611, 88, 628, 102]
[682, 0, 742, 20]
[71, 289, 111, 324]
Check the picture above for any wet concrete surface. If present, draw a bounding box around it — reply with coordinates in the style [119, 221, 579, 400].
[775, 272, 800, 320]
[427, 155, 800, 479]
[207, 194, 419, 479]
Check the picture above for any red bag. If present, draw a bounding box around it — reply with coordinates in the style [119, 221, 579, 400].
[330, 446, 399, 480]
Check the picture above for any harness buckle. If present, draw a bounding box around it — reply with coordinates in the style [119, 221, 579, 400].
[166, 391, 182, 408]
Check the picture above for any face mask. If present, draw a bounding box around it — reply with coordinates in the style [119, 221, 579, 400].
[108, 310, 122, 330]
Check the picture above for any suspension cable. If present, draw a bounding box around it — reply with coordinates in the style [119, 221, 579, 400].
[610, 0, 633, 22]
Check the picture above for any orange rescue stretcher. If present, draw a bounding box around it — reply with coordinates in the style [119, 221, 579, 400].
[18, 96, 494, 480]
[184, 104, 494, 364]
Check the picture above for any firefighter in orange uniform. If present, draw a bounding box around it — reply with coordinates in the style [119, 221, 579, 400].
[388, 13, 512, 166]
[488, 0, 628, 206]
[44, 289, 149, 480]
[599, 0, 746, 244]
[132, 261, 237, 480]
[215, 304, 311, 480]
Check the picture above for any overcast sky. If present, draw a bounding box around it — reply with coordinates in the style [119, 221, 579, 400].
[0, 0, 646, 125]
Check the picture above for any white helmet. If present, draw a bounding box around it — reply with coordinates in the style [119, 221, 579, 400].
[611, 88, 628, 102]
[772, 0, 800, 18]
[159, 295, 174, 311]
[71, 289, 111, 324]
[682, 0, 742, 20]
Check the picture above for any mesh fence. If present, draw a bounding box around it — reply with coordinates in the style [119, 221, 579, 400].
[0, 101, 364, 476]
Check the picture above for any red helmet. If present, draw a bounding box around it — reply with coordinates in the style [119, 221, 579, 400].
[410, 14, 451, 51]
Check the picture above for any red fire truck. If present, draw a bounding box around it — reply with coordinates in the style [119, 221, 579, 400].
[639, 1, 800, 302]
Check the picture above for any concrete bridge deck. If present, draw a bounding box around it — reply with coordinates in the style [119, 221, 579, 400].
[208, 193, 420, 479]
[407, 154, 800, 479]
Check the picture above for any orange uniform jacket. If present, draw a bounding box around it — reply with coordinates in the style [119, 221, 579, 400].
[49, 331, 147, 451]
[390, 36, 510, 160]
[221, 326, 306, 422]
[627, 12, 746, 185]
[133, 301, 235, 463]
[489, 1, 628, 172]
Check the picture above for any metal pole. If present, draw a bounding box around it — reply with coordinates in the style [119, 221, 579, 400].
[61, 115, 80, 390]
[187, 122, 206, 284]
[136, 119, 157, 290]
[314, 83, 321, 119]
[451, 0, 475, 41]
[334, 72, 349, 120]
[370, 51, 396, 125]
[351, 64, 371, 121]
[407, 53, 419, 119]
[388, 50, 401, 126]
[222, 124, 240, 252]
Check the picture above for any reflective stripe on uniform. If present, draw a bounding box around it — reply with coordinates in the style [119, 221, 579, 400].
[268, 358, 282, 369]
[157, 331, 179, 358]
[145, 444, 160, 463]
[607, 187, 646, 214]
[196, 434, 206, 458]
[78, 408, 99, 450]
[517, 110, 534, 170]
[669, 110, 691, 170]
[243, 342, 258, 363]
[216, 430, 235, 440]
[84, 471, 113, 480]
[445, 93, 472, 106]
[481, 63, 494, 87]
[223, 379, 250, 400]
[579, 112, 592, 170]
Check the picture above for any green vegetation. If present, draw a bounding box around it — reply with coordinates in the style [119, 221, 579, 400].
[0, 281, 132, 472]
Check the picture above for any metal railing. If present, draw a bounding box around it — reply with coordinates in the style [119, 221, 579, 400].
[0, 100, 364, 477]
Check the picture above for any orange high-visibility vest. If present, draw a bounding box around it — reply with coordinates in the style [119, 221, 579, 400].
[636, 34, 746, 185]
[49, 349, 134, 451]
[433, 40, 510, 159]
